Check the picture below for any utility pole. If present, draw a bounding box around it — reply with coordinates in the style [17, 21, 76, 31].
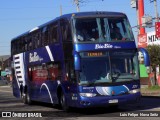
[73, 0, 103, 12]
[74, 0, 80, 12]
[131, 0, 147, 48]
[138, 0, 145, 35]
[60, 5, 62, 16]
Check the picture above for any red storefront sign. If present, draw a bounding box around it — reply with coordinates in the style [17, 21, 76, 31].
[138, 33, 147, 48]
[155, 22, 160, 38]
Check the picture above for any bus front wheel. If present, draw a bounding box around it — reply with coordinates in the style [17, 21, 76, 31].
[60, 91, 69, 111]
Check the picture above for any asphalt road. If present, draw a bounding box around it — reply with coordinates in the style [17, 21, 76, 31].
[0, 86, 160, 120]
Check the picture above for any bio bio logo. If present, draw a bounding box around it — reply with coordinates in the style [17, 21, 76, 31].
[95, 44, 113, 49]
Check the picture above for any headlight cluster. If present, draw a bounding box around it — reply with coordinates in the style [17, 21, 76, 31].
[129, 89, 140, 94]
[80, 93, 97, 97]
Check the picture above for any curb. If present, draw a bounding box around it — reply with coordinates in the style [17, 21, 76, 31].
[141, 91, 160, 96]
[0, 85, 11, 88]
[141, 95, 160, 98]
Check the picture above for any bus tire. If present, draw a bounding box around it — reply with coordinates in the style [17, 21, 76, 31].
[60, 91, 69, 112]
[22, 92, 32, 105]
[22, 93, 27, 104]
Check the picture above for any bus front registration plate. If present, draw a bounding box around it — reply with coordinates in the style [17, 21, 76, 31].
[108, 99, 118, 103]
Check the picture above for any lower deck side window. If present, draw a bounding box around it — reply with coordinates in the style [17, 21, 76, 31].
[28, 62, 61, 81]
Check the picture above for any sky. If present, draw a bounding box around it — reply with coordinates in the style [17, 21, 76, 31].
[0, 0, 160, 55]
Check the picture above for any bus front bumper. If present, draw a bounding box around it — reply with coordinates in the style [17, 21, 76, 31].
[76, 92, 141, 108]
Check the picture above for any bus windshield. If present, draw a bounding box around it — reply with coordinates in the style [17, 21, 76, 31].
[73, 17, 134, 42]
[79, 50, 139, 85]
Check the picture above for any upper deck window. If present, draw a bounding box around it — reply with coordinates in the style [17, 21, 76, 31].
[73, 17, 134, 43]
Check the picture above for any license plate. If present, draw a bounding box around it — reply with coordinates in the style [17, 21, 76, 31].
[108, 99, 118, 103]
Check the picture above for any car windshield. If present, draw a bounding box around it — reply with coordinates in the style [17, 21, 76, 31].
[79, 50, 139, 85]
[73, 17, 134, 43]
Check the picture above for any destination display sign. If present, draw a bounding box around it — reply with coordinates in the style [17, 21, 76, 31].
[80, 52, 106, 57]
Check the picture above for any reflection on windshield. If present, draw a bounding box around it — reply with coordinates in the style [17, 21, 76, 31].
[79, 50, 139, 85]
[80, 58, 111, 84]
[74, 17, 134, 42]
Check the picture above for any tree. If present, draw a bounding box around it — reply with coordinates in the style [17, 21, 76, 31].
[146, 44, 160, 85]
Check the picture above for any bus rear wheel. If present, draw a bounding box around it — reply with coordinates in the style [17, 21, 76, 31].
[60, 91, 69, 112]
[22, 92, 32, 105]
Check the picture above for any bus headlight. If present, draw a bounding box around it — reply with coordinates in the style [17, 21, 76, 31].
[80, 93, 97, 97]
[129, 89, 140, 94]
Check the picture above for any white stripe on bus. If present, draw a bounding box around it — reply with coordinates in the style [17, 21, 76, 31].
[45, 46, 54, 61]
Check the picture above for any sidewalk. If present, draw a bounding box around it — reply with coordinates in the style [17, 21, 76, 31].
[141, 85, 160, 97]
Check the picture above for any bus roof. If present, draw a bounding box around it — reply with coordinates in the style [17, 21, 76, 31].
[11, 11, 126, 42]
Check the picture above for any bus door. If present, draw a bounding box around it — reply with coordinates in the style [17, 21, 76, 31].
[65, 60, 78, 106]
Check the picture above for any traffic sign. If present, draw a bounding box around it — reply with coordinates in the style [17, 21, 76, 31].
[138, 33, 147, 48]
[155, 22, 160, 38]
